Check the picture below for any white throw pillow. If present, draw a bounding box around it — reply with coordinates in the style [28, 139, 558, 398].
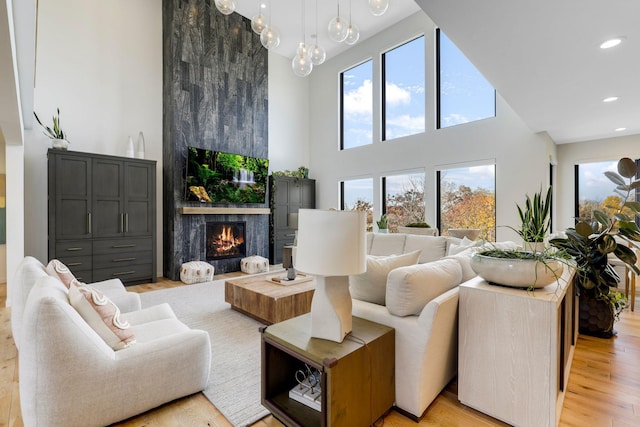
[349, 250, 421, 305]
[386, 259, 462, 317]
[69, 282, 136, 350]
[404, 235, 448, 263]
[447, 236, 480, 256]
[443, 247, 479, 282]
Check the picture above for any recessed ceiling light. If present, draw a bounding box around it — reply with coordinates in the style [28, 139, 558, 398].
[603, 96, 619, 103]
[615, 127, 626, 132]
[600, 37, 624, 49]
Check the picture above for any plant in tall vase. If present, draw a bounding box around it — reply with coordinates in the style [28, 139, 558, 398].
[511, 186, 552, 252]
[550, 157, 639, 337]
[34, 108, 69, 150]
[376, 214, 388, 233]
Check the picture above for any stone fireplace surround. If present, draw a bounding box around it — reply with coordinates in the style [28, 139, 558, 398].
[162, 0, 269, 279]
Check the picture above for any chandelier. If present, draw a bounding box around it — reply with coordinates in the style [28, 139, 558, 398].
[214, 0, 390, 77]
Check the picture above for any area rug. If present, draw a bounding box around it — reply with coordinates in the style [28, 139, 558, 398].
[139, 280, 270, 427]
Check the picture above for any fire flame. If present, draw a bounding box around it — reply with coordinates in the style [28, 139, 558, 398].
[214, 225, 243, 255]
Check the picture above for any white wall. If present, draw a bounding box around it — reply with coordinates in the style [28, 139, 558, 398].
[268, 53, 311, 172]
[556, 134, 640, 232]
[6, 143, 24, 305]
[307, 11, 552, 242]
[26, 0, 162, 273]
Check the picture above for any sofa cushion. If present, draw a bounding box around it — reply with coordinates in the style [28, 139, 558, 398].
[369, 233, 407, 256]
[386, 259, 462, 317]
[46, 259, 80, 288]
[350, 251, 421, 305]
[404, 235, 448, 263]
[69, 282, 136, 350]
[443, 247, 478, 282]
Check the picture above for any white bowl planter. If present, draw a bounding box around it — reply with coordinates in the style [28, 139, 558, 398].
[470, 252, 564, 289]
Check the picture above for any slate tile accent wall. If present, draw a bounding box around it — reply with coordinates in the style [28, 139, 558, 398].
[163, 0, 269, 279]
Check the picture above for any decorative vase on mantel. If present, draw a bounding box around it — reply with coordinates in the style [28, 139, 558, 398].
[51, 138, 70, 150]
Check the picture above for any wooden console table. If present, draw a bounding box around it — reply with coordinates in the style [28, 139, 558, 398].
[261, 314, 395, 427]
[458, 268, 577, 427]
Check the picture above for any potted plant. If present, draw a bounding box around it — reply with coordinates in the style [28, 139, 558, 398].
[397, 222, 438, 236]
[34, 108, 69, 150]
[512, 187, 552, 252]
[376, 214, 388, 233]
[470, 248, 566, 290]
[550, 157, 639, 337]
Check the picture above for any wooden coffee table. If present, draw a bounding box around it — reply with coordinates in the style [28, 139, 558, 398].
[224, 271, 315, 324]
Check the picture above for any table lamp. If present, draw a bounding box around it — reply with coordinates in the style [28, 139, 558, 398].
[295, 209, 367, 342]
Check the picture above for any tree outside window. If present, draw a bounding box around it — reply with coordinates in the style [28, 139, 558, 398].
[438, 165, 495, 241]
[383, 173, 426, 232]
[576, 160, 637, 222]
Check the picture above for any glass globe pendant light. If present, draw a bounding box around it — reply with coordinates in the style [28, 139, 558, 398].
[291, 0, 313, 77]
[344, 0, 360, 45]
[310, 0, 326, 65]
[368, 0, 389, 16]
[251, 2, 266, 35]
[260, 0, 280, 49]
[214, 0, 236, 16]
[328, 2, 348, 43]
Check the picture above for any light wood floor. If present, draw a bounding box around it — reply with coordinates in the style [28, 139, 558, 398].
[1, 275, 639, 427]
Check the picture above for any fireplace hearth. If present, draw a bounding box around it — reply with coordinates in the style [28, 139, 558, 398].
[206, 221, 246, 261]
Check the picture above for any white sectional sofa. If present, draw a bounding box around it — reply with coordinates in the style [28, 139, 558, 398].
[350, 232, 510, 419]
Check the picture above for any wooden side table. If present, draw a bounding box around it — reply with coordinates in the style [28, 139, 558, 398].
[261, 314, 395, 427]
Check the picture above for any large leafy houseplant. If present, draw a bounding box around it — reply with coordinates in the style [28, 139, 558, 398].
[550, 157, 640, 336]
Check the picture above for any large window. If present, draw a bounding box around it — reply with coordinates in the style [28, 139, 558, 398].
[382, 36, 425, 141]
[341, 60, 373, 150]
[382, 172, 425, 232]
[341, 178, 374, 231]
[437, 29, 495, 128]
[437, 165, 496, 241]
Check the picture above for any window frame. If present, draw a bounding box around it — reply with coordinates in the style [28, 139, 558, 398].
[381, 35, 426, 142]
[435, 28, 497, 130]
[339, 59, 374, 151]
[436, 163, 497, 241]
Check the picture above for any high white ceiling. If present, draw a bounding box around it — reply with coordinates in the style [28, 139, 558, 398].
[233, 0, 421, 61]
[4, 1, 640, 145]
[415, 0, 640, 144]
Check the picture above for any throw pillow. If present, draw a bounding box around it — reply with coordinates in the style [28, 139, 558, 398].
[45, 259, 80, 288]
[447, 236, 484, 255]
[386, 259, 462, 317]
[349, 250, 421, 305]
[443, 247, 479, 282]
[69, 282, 136, 350]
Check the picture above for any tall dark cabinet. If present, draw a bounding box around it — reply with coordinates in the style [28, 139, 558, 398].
[269, 176, 316, 265]
[48, 149, 157, 285]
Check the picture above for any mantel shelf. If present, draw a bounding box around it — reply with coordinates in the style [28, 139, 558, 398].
[179, 207, 271, 215]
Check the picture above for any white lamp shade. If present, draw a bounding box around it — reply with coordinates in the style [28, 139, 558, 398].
[296, 209, 366, 276]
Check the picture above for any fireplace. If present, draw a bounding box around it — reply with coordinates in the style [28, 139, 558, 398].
[206, 221, 246, 261]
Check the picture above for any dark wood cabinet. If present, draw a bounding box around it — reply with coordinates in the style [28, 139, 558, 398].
[269, 176, 315, 265]
[48, 149, 157, 285]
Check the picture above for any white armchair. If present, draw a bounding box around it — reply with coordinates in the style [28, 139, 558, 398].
[19, 275, 211, 427]
[10, 256, 141, 350]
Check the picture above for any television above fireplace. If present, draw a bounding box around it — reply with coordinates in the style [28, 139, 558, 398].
[185, 146, 269, 204]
